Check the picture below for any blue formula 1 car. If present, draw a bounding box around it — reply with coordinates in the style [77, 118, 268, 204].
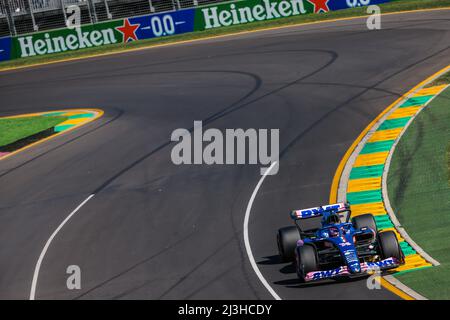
[276, 202, 405, 282]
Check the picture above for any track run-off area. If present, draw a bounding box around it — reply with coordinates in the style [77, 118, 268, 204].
[0, 9, 449, 300]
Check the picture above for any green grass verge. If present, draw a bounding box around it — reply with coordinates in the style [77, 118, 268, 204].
[387, 86, 450, 299]
[1, 0, 449, 70]
[428, 71, 450, 87]
[0, 115, 67, 147]
[447, 142, 450, 185]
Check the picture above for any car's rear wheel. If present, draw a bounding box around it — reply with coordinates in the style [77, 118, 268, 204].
[377, 231, 404, 263]
[295, 244, 318, 282]
[352, 213, 377, 233]
[277, 226, 300, 262]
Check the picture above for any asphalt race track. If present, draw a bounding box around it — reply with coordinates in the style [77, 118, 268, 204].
[1, 9, 449, 300]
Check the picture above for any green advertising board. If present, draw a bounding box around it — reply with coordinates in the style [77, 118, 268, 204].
[11, 20, 124, 59]
[1, 0, 393, 62]
[194, 0, 317, 30]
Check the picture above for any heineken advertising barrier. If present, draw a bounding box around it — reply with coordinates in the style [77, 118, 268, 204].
[0, 0, 392, 63]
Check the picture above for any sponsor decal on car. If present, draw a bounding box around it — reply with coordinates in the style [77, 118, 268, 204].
[306, 266, 348, 281]
[339, 242, 352, 247]
[291, 202, 346, 219]
[304, 257, 399, 281]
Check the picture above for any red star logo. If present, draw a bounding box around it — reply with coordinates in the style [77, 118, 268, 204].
[116, 19, 139, 43]
[307, 0, 330, 14]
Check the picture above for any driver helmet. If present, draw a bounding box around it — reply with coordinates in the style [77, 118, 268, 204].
[325, 212, 341, 225]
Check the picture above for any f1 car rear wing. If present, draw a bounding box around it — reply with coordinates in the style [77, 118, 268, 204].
[290, 202, 350, 220]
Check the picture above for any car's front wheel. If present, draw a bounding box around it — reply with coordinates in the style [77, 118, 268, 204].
[377, 231, 404, 263]
[352, 213, 377, 233]
[295, 244, 318, 282]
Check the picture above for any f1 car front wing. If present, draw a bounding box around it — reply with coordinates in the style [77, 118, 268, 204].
[304, 257, 400, 282]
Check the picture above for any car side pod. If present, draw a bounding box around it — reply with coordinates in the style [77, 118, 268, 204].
[303, 257, 400, 282]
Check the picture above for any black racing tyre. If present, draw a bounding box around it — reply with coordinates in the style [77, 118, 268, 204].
[277, 226, 300, 262]
[352, 213, 377, 233]
[377, 231, 404, 262]
[295, 244, 318, 282]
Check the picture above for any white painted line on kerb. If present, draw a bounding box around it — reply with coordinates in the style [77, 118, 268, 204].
[29, 194, 95, 300]
[243, 161, 281, 300]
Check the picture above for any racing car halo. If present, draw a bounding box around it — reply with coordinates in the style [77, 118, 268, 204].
[276, 202, 405, 282]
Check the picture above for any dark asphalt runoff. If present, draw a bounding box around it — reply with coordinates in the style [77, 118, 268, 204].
[0, 9, 449, 300]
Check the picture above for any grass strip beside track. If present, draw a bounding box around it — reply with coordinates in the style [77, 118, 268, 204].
[1, 0, 450, 71]
[429, 71, 450, 87]
[448, 143, 450, 185]
[387, 85, 450, 299]
[0, 115, 67, 147]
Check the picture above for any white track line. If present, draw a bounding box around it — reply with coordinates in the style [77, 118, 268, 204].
[243, 161, 281, 300]
[31, 162, 278, 300]
[29, 194, 95, 300]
